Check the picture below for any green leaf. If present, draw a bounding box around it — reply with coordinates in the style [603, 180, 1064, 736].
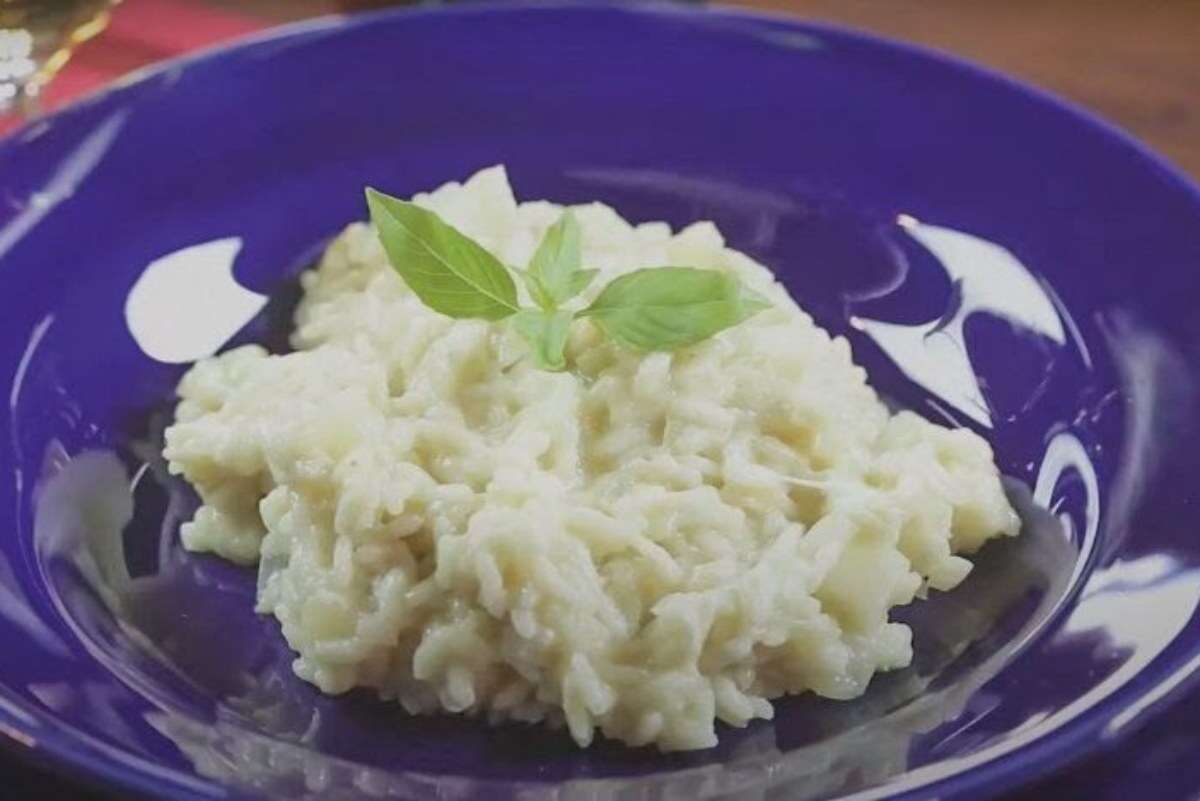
[578, 267, 769, 351]
[514, 267, 555, 310]
[567, 268, 599, 299]
[512, 309, 573, 371]
[365, 187, 519, 320]
[364, 184, 767, 365]
[527, 211, 587, 306]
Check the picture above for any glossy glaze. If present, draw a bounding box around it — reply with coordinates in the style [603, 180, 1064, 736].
[1, 3, 1199, 800]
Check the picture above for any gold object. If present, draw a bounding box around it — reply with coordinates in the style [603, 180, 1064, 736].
[0, 0, 117, 116]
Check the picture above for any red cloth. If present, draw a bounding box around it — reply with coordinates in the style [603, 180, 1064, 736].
[41, 0, 266, 110]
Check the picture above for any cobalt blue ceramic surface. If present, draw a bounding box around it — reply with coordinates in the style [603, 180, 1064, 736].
[1, 3, 1199, 800]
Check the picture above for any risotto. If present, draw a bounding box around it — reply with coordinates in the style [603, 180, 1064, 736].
[163, 166, 1019, 751]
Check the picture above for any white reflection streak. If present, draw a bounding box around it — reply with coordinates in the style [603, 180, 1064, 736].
[1042, 279, 1093, 370]
[844, 557, 1200, 801]
[1, 322, 71, 662]
[852, 218, 1067, 428]
[0, 109, 128, 261]
[0, 696, 37, 729]
[124, 237, 267, 364]
[1, 314, 72, 657]
[1060, 556, 1200, 732]
[7, 313, 54, 497]
[0, 581, 71, 659]
[1098, 312, 1193, 559]
[1107, 649, 1200, 734]
[1095, 312, 1200, 733]
[0, 720, 36, 746]
[1033, 431, 1099, 593]
[845, 318, 1196, 798]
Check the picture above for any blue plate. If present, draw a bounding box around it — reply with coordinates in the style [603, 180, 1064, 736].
[1, 3, 1199, 799]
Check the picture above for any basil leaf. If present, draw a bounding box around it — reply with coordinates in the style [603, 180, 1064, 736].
[514, 267, 555, 310]
[365, 188, 519, 320]
[512, 309, 573, 371]
[567, 268, 599, 299]
[578, 267, 769, 351]
[365, 184, 769, 365]
[521, 266, 597, 311]
[528, 211, 586, 306]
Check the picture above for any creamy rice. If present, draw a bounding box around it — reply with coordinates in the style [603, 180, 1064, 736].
[163, 166, 1019, 751]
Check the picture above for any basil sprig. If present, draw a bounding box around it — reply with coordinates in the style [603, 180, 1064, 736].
[365, 187, 769, 370]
